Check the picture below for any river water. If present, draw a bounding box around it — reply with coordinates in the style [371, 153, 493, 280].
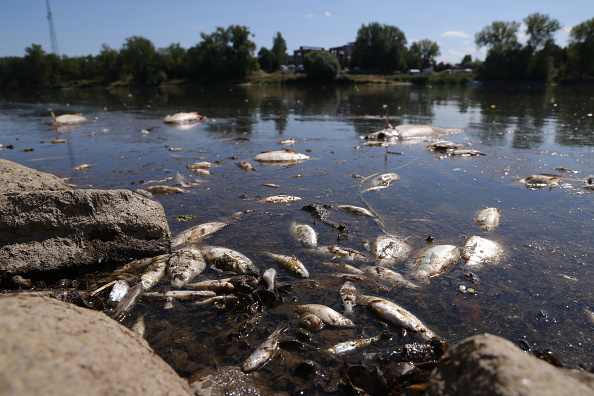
[1, 83, 593, 390]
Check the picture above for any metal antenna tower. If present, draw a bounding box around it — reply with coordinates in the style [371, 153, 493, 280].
[46, 0, 60, 56]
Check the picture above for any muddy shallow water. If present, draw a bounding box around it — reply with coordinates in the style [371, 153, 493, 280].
[1, 84, 593, 391]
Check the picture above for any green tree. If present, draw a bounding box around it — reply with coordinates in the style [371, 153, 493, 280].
[567, 18, 594, 79]
[524, 13, 561, 54]
[271, 32, 287, 66]
[351, 23, 407, 72]
[303, 51, 340, 81]
[258, 47, 276, 71]
[160, 43, 186, 80]
[97, 44, 120, 82]
[475, 21, 527, 80]
[120, 36, 160, 83]
[417, 39, 440, 69]
[23, 44, 51, 86]
[406, 42, 422, 69]
[475, 21, 521, 49]
[186, 25, 257, 82]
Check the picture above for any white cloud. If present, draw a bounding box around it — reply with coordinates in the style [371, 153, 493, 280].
[441, 31, 471, 39]
[306, 13, 315, 18]
[325, 11, 331, 17]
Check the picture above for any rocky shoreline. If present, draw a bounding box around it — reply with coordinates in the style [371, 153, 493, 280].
[1, 159, 593, 395]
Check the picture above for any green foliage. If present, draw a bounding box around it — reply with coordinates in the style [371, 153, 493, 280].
[567, 18, 594, 79]
[407, 39, 440, 70]
[258, 47, 277, 71]
[97, 44, 120, 82]
[303, 51, 340, 81]
[186, 25, 257, 83]
[351, 22, 407, 72]
[120, 36, 160, 83]
[475, 21, 521, 49]
[524, 13, 561, 54]
[23, 44, 52, 87]
[272, 32, 287, 66]
[160, 43, 187, 80]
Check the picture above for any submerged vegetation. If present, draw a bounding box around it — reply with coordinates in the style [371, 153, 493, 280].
[0, 14, 593, 89]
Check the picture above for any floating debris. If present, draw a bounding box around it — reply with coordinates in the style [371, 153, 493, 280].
[107, 280, 130, 306]
[74, 163, 91, 171]
[51, 113, 88, 126]
[280, 138, 297, 145]
[365, 124, 463, 142]
[164, 112, 205, 124]
[339, 281, 358, 316]
[450, 149, 486, 156]
[261, 195, 302, 203]
[474, 207, 501, 231]
[254, 149, 310, 163]
[50, 139, 70, 144]
[112, 282, 143, 322]
[425, 140, 464, 152]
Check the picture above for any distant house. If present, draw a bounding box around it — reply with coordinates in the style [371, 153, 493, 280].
[329, 43, 354, 68]
[289, 46, 325, 66]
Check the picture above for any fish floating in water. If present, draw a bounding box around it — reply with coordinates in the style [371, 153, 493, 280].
[167, 248, 207, 288]
[461, 236, 504, 267]
[242, 325, 288, 372]
[237, 161, 256, 171]
[266, 252, 309, 278]
[171, 222, 228, 249]
[425, 140, 464, 152]
[326, 330, 391, 355]
[290, 223, 318, 247]
[337, 205, 375, 217]
[294, 304, 355, 327]
[520, 174, 559, 189]
[362, 173, 400, 193]
[365, 124, 463, 142]
[140, 254, 169, 291]
[339, 281, 358, 316]
[254, 149, 310, 163]
[361, 265, 420, 289]
[370, 235, 411, 265]
[262, 195, 302, 203]
[163, 112, 205, 124]
[263, 268, 277, 291]
[358, 295, 437, 341]
[474, 207, 501, 231]
[201, 246, 259, 276]
[406, 244, 460, 282]
[144, 185, 185, 195]
[50, 113, 88, 126]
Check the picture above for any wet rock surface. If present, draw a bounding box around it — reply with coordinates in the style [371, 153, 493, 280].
[0, 294, 192, 395]
[426, 333, 594, 396]
[0, 159, 171, 282]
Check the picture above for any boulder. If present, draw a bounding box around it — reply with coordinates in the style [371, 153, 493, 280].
[426, 333, 594, 396]
[0, 294, 192, 395]
[0, 189, 170, 281]
[0, 158, 72, 193]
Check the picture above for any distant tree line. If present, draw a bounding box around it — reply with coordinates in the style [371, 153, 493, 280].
[0, 15, 593, 88]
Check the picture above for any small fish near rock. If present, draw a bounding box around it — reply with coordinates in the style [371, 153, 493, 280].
[163, 112, 205, 124]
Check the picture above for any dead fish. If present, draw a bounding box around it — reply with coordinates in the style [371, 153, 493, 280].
[315, 245, 370, 262]
[186, 161, 214, 169]
[237, 161, 256, 171]
[363, 173, 400, 193]
[140, 255, 169, 291]
[202, 246, 259, 276]
[290, 223, 318, 247]
[371, 235, 411, 265]
[164, 112, 205, 124]
[340, 281, 358, 316]
[280, 138, 297, 145]
[365, 125, 463, 141]
[462, 236, 504, 267]
[50, 139, 70, 144]
[294, 304, 355, 327]
[242, 325, 288, 372]
[192, 295, 239, 307]
[145, 185, 185, 195]
[168, 147, 183, 152]
[131, 313, 146, 338]
[520, 174, 559, 188]
[425, 140, 464, 152]
[108, 280, 130, 306]
[263, 268, 277, 291]
[474, 207, 501, 231]
[337, 205, 375, 217]
[262, 183, 280, 188]
[254, 149, 310, 163]
[361, 265, 420, 289]
[190, 169, 212, 176]
[74, 163, 91, 171]
[185, 278, 235, 293]
[140, 176, 175, 185]
[167, 248, 207, 288]
[51, 113, 88, 126]
[358, 295, 437, 341]
[112, 282, 143, 322]
[450, 148, 486, 156]
[261, 195, 302, 203]
[322, 262, 364, 275]
[171, 222, 228, 249]
[300, 313, 324, 332]
[143, 290, 216, 300]
[326, 330, 391, 355]
[266, 252, 309, 278]
[113, 254, 165, 278]
[406, 244, 460, 282]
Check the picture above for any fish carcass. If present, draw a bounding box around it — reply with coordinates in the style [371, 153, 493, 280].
[337, 205, 375, 217]
[461, 236, 504, 267]
[362, 173, 400, 193]
[254, 149, 310, 163]
[201, 246, 259, 276]
[262, 268, 277, 291]
[290, 223, 318, 247]
[361, 265, 420, 289]
[171, 222, 228, 249]
[51, 113, 88, 126]
[167, 248, 207, 288]
[365, 124, 463, 142]
[520, 174, 559, 189]
[358, 295, 437, 341]
[164, 112, 205, 124]
[406, 244, 460, 282]
[261, 195, 302, 203]
[340, 281, 358, 316]
[474, 207, 501, 231]
[266, 253, 309, 278]
[370, 235, 411, 265]
[294, 304, 355, 327]
[326, 330, 391, 355]
[242, 325, 288, 372]
[425, 140, 464, 152]
[140, 254, 170, 291]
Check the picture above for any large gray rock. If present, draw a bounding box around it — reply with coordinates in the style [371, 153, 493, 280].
[0, 189, 170, 280]
[0, 158, 72, 193]
[0, 294, 192, 395]
[426, 333, 594, 396]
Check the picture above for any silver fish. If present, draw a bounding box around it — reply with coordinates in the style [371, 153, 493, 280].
[254, 150, 310, 163]
[168, 248, 207, 288]
[263, 268, 277, 291]
[237, 161, 256, 171]
[361, 265, 420, 289]
[74, 163, 92, 171]
[189, 168, 212, 176]
[322, 262, 364, 274]
[290, 223, 318, 247]
[185, 161, 213, 169]
[474, 207, 501, 231]
[131, 313, 146, 338]
[266, 252, 309, 278]
[300, 313, 324, 332]
[143, 290, 216, 300]
[326, 330, 391, 355]
[145, 185, 185, 195]
[406, 244, 460, 282]
[340, 281, 358, 316]
[520, 174, 558, 188]
[358, 295, 437, 341]
[261, 195, 302, 203]
[461, 236, 504, 267]
[108, 280, 130, 305]
[451, 148, 486, 156]
[242, 325, 288, 372]
[185, 278, 235, 293]
[51, 113, 88, 126]
[164, 112, 204, 124]
[315, 245, 370, 262]
[171, 222, 228, 249]
[337, 205, 375, 217]
[112, 282, 143, 322]
[425, 140, 464, 152]
[201, 246, 259, 276]
[294, 304, 355, 327]
[371, 235, 411, 265]
[192, 295, 239, 307]
[140, 255, 169, 291]
[363, 173, 400, 192]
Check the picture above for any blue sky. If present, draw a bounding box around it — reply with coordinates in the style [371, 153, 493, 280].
[0, 0, 590, 64]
